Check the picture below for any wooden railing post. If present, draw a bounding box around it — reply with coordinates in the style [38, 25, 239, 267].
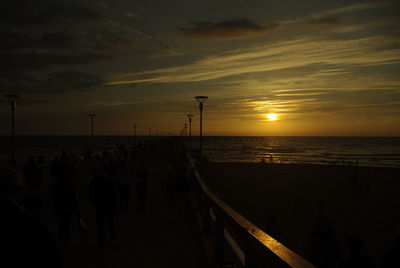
[187, 152, 316, 268]
[215, 212, 224, 266]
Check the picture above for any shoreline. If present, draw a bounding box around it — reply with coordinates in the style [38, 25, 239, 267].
[208, 161, 400, 169]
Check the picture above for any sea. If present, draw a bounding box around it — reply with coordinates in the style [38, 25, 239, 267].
[0, 136, 399, 168]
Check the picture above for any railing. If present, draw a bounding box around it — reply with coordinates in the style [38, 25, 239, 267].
[188, 154, 316, 268]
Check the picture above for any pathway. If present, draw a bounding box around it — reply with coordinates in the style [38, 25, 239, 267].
[58, 153, 207, 268]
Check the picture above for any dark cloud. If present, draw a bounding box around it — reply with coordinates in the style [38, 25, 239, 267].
[0, 28, 168, 57]
[304, 17, 338, 25]
[19, 98, 51, 106]
[0, 0, 170, 94]
[48, 71, 105, 92]
[0, 29, 81, 52]
[0, 71, 105, 94]
[0, 1, 169, 59]
[0, 0, 102, 27]
[0, 97, 49, 106]
[0, 52, 112, 72]
[178, 18, 280, 40]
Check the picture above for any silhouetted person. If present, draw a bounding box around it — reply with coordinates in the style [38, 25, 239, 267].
[136, 163, 148, 211]
[22, 157, 44, 216]
[309, 198, 340, 268]
[24, 157, 42, 189]
[381, 228, 400, 268]
[90, 168, 117, 247]
[93, 154, 102, 170]
[52, 174, 81, 247]
[50, 156, 61, 180]
[85, 146, 92, 162]
[22, 187, 44, 217]
[173, 162, 187, 198]
[0, 165, 62, 267]
[116, 159, 132, 211]
[60, 150, 70, 164]
[340, 235, 374, 268]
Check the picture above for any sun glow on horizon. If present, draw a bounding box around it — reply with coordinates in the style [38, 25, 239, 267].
[267, 113, 278, 121]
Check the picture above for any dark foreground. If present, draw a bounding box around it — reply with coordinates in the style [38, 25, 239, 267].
[199, 162, 400, 266]
[2, 144, 207, 268]
[61, 152, 206, 267]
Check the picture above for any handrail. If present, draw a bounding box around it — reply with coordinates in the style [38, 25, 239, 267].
[188, 154, 316, 268]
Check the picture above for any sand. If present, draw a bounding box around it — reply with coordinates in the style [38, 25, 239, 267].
[198, 162, 400, 263]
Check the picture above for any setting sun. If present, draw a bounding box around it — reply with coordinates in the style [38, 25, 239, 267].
[267, 113, 278, 121]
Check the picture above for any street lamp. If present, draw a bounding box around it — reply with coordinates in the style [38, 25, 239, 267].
[194, 96, 208, 154]
[5, 94, 20, 160]
[88, 113, 96, 150]
[187, 114, 194, 150]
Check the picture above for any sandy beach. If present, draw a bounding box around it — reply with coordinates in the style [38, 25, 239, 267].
[199, 162, 400, 263]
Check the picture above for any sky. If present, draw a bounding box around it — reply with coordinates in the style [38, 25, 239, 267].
[0, 0, 399, 136]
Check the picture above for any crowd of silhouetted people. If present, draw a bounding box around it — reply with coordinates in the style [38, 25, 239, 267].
[1, 137, 195, 267]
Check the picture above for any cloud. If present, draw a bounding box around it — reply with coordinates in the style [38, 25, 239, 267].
[0, 71, 105, 94]
[313, 1, 397, 17]
[0, 1, 102, 27]
[0, 29, 81, 52]
[123, 12, 136, 18]
[281, 1, 398, 25]
[304, 18, 338, 26]
[19, 98, 51, 106]
[213, 87, 400, 120]
[0, 97, 50, 106]
[178, 18, 280, 40]
[107, 36, 400, 85]
[0, 1, 170, 61]
[0, 0, 170, 94]
[87, 100, 141, 106]
[0, 52, 112, 72]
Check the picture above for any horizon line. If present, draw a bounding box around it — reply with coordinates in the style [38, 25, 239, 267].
[0, 134, 399, 138]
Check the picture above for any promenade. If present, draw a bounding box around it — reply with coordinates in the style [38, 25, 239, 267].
[54, 152, 207, 268]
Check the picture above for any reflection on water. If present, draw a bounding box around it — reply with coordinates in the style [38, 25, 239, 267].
[199, 136, 400, 168]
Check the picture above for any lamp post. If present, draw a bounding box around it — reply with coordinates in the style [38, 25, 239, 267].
[88, 113, 96, 150]
[187, 114, 194, 150]
[5, 94, 19, 160]
[194, 96, 208, 154]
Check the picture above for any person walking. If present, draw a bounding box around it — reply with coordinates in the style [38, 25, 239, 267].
[90, 167, 117, 247]
[135, 163, 148, 211]
[52, 172, 81, 247]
